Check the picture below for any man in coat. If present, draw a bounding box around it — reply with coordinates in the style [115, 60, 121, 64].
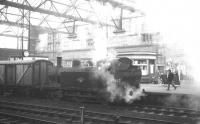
[167, 69, 176, 90]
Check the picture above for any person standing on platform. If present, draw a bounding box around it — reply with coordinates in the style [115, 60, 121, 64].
[174, 70, 180, 85]
[167, 69, 176, 90]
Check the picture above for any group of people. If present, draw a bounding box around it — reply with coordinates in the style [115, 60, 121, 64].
[155, 69, 179, 90]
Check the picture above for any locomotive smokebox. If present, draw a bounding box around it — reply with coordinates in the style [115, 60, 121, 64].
[118, 57, 132, 70]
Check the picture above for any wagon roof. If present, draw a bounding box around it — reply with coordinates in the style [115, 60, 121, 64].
[0, 60, 53, 65]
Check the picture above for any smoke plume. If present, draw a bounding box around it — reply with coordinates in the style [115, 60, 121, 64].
[93, 62, 144, 103]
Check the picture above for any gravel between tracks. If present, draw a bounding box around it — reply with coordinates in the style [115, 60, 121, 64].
[0, 95, 198, 124]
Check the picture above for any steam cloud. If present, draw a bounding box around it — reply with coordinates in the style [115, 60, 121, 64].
[93, 62, 145, 103]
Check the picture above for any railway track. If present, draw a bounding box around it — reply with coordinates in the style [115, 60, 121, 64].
[0, 100, 197, 124]
[0, 111, 57, 124]
[109, 103, 200, 119]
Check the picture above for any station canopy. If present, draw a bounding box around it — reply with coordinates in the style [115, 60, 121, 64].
[0, 0, 143, 37]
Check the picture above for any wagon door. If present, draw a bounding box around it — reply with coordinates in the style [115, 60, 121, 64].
[33, 61, 47, 87]
[16, 64, 32, 86]
[40, 61, 47, 87]
[5, 64, 16, 85]
[33, 62, 40, 86]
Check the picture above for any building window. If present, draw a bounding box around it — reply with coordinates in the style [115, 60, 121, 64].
[138, 60, 147, 64]
[141, 33, 153, 42]
[133, 59, 148, 75]
[63, 60, 72, 67]
[149, 60, 155, 64]
[142, 66, 147, 70]
[140, 65, 148, 75]
[134, 60, 147, 64]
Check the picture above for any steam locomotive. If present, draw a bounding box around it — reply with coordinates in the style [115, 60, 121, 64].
[59, 57, 142, 102]
[0, 57, 142, 102]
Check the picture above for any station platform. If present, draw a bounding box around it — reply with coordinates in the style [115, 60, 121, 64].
[136, 80, 200, 108]
[140, 80, 200, 96]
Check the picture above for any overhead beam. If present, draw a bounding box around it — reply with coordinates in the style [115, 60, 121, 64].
[0, 20, 69, 34]
[51, 0, 93, 13]
[96, 0, 136, 12]
[0, 11, 62, 24]
[0, 0, 113, 27]
[0, 11, 90, 28]
[0, 33, 28, 39]
[0, 33, 38, 41]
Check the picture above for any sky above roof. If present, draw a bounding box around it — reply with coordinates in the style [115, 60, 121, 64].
[135, 0, 200, 83]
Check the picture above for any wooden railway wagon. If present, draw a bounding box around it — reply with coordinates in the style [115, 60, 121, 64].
[0, 60, 60, 97]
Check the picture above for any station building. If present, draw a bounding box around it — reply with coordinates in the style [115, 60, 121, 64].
[35, 17, 166, 83]
[37, 31, 165, 82]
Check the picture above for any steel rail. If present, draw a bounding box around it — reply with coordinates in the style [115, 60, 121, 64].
[0, 100, 196, 124]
